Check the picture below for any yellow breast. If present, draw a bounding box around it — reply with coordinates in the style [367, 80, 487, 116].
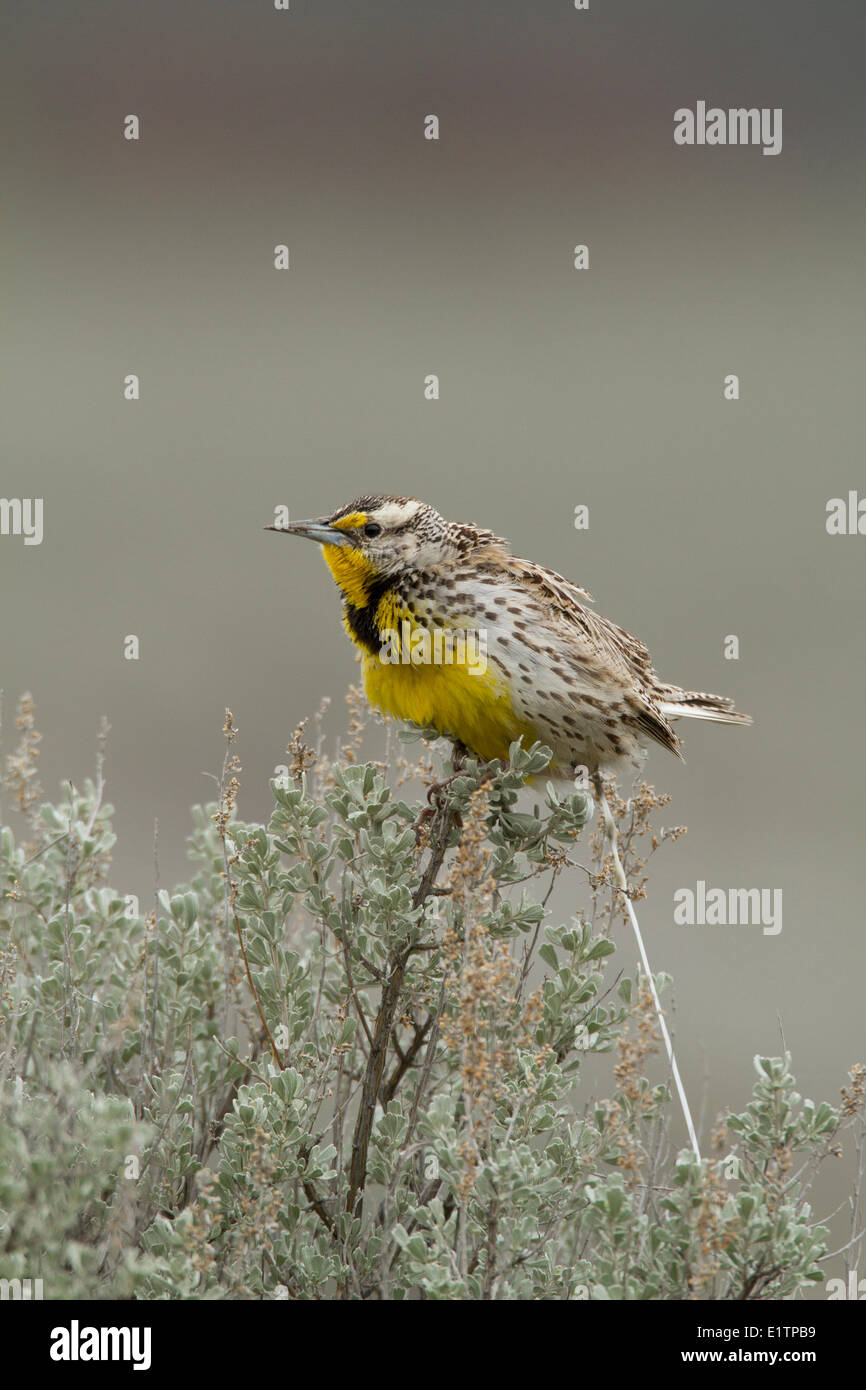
[320, 540, 536, 762]
[364, 597, 535, 763]
[362, 648, 534, 763]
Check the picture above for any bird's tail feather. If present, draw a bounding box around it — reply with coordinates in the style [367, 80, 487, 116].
[659, 688, 752, 726]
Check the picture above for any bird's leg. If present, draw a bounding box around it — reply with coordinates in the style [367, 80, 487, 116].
[428, 739, 470, 804]
[414, 741, 470, 843]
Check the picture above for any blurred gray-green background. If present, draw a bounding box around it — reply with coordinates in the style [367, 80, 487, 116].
[2, 1, 864, 1265]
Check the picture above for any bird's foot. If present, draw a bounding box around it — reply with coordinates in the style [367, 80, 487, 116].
[414, 772, 466, 844]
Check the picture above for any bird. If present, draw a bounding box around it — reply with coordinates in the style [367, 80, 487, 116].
[267, 495, 751, 779]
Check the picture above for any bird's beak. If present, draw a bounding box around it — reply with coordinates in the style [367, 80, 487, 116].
[265, 519, 356, 548]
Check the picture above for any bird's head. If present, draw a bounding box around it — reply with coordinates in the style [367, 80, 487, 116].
[267, 495, 505, 606]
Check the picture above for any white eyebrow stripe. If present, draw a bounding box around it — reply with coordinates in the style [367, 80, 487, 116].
[371, 499, 423, 528]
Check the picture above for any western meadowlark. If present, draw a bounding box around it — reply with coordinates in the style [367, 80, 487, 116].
[268, 495, 751, 778]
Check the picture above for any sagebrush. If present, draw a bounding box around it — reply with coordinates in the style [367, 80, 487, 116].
[0, 692, 862, 1300]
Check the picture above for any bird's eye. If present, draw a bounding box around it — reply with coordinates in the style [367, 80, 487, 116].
[363, 522, 382, 539]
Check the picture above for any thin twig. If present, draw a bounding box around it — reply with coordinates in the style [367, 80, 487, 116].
[232, 904, 285, 1070]
[593, 773, 701, 1162]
